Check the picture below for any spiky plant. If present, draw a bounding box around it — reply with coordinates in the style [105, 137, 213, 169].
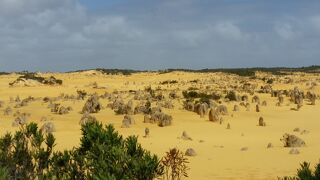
[162, 148, 189, 180]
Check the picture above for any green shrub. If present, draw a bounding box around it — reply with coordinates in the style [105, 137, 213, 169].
[0, 167, 8, 179]
[160, 80, 178, 85]
[183, 91, 221, 102]
[225, 91, 237, 101]
[189, 80, 199, 83]
[197, 97, 211, 105]
[297, 162, 313, 179]
[282, 161, 320, 180]
[95, 68, 140, 75]
[0, 123, 55, 179]
[188, 87, 199, 91]
[182, 91, 199, 99]
[0, 122, 163, 179]
[266, 79, 274, 84]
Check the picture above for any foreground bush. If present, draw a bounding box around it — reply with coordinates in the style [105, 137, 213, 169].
[0, 122, 163, 179]
[281, 161, 320, 180]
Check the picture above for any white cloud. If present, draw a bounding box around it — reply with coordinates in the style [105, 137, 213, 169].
[174, 29, 210, 47]
[49, 23, 68, 35]
[84, 17, 126, 35]
[274, 23, 296, 40]
[0, 0, 75, 16]
[309, 15, 320, 31]
[214, 22, 245, 40]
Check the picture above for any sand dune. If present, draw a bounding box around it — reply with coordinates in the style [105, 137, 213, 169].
[0, 71, 319, 179]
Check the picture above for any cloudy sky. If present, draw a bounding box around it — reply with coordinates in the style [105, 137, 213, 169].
[0, 0, 319, 71]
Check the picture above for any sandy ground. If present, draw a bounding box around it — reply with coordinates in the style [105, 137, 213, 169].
[0, 71, 320, 179]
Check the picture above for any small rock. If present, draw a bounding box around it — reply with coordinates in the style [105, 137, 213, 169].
[289, 148, 300, 155]
[121, 119, 130, 128]
[267, 143, 273, 148]
[256, 104, 260, 112]
[40, 116, 48, 122]
[121, 115, 134, 128]
[181, 131, 192, 140]
[144, 128, 150, 138]
[12, 115, 28, 127]
[293, 128, 300, 132]
[185, 148, 197, 156]
[261, 101, 267, 106]
[300, 130, 309, 135]
[258, 117, 266, 126]
[79, 113, 97, 125]
[233, 105, 239, 112]
[41, 122, 56, 133]
[3, 107, 12, 116]
[281, 133, 305, 147]
[219, 117, 224, 124]
[240, 147, 248, 151]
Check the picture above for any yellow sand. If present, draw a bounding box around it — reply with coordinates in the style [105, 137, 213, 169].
[0, 71, 320, 180]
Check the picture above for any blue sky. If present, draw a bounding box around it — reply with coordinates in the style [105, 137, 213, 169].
[0, 0, 319, 71]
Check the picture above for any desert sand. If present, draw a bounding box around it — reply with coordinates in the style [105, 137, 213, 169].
[0, 71, 319, 179]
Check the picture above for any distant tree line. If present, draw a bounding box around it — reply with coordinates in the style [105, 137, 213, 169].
[159, 66, 320, 76]
[1, 65, 320, 77]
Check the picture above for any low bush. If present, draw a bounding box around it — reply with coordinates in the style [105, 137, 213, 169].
[160, 80, 178, 85]
[225, 91, 237, 101]
[182, 91, 199, 99]
[267, 79, 274, 84]
[182, 91, 221, 101]
[9, 73, 63, 86]
[0, 122, 163, 179]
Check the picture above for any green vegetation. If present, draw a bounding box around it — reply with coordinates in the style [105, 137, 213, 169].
[0, 167, 8, 179]
[155, 65, 320, 76]
[187, 87, 199, 91]
[182, 91, 221, 101]
[9, 73, 63, 85]
[0, 72, 9, 76]
[262, 77, 274, 84]
[64, 65, 320, 78]
[96, 68, 140, 75]
[281, 161, 320, 180]
[182, 91, 199, 99]
[225, 91, 237, 101]
[160, 80, 178, 85]
[162, 148, 189, 180]
[189, 80, 199, 83]
[267, 79, 274, 84]
[0, 122, 164, 179]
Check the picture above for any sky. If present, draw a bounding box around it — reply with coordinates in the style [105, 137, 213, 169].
[0, 0, 320, 72]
